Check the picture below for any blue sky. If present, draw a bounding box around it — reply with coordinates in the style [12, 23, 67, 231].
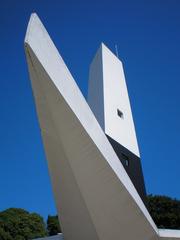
[0, 0, 180, 220]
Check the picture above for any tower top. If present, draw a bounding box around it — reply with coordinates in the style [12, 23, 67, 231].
[88, 43, 140, 157]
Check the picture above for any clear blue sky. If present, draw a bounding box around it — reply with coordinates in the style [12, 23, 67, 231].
[0, 0, 180, 220]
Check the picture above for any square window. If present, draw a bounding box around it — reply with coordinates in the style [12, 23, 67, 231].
[117, 109, 124, 119]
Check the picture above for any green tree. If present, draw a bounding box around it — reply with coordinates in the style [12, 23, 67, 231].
[0, 227, 13, 240]
[0, 208, 47, 240]
[147, 195, 180, 229]
[47, 215, 61, 236]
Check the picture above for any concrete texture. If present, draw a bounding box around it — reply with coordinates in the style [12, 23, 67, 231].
[88, 44, 147, 205]
[25, 13, 180, 240]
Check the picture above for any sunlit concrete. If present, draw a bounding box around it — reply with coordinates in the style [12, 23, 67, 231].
[88, 43, 140, 157]
[88, 43, 147, 205]
[25, 13, 180, 240]
[33, 233, 63, 240]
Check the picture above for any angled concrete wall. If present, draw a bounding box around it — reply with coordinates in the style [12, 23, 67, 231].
[25, 13, 180, 240]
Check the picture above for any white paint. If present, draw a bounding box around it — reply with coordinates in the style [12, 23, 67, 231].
[88, 45, 105, 130]
[25, 13, 180, 240]
[88, 44, 140, 157]
[159, 229, 180, 239]
[33, 234, 63, 240]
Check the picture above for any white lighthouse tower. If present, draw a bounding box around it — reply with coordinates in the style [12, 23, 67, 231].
[88, 43, 146, 203]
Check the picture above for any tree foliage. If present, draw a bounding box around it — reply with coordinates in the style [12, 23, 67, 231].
[147, 195, 180, 229]
[1, 195, 180, 239]
[47, 215, 61, 236]
[0, 208, 47, 240]
[0, 227, 13, 240]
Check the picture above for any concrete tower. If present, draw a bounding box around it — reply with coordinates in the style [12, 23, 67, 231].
[25, 14, 180, 240]
[88, 43, 147, 204]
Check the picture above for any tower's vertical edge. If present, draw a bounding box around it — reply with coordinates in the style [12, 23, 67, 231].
[88, 43, 147, 204]
[88, 44, 105, 131]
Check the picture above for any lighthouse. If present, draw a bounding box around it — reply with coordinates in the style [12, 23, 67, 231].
[88, 43, 147, 204]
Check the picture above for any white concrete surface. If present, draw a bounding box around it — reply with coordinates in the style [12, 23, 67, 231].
[25, 13, 180, 240]
[33, 233, 63, 240]
[159, 229, 180, 239]
[88, 44, 140, 157]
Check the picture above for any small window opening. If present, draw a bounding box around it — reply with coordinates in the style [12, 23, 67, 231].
[117, 109, 124, 119]
[125, 159, 129, 167]
[121, 153, 129, 167]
